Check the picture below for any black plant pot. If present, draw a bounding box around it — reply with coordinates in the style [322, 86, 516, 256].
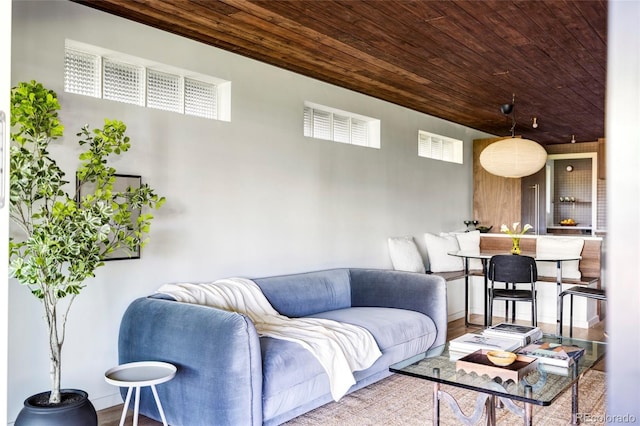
[15, 389, 97, 426]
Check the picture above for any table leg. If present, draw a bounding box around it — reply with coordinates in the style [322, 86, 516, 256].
[483, 258, 489, 327]
[464, 258, 471, 327]
[524, 402, 533, 426]
[151, 384, 169, 426]
[485, 395, 496, 426]
[433, 382, 440, 426]
[571, 364, 579, 425]
[119, 387, 133, 426]
[133, 385, 140, 426]
[433, 368, 440, 426]
[555, 260, 563, 336]
[464, 258, 487, 327]
[437, 372, 495, 425]
[524, 385, 533, 426]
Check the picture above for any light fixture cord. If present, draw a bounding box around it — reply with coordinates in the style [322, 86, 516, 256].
[509, 93, 516, 137]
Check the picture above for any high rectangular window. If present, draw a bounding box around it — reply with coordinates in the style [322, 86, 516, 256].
[303, 102, 380, 149]
[64, 40, 230, 121]
[103, 59, 145, 106]
[147, 70, 182, 113]
[418, 130, 463, 164]
[64, 49, 101, 98]
[185, 78, 218, 119]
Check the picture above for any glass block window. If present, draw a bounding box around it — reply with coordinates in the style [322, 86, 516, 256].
[185, 78, 217, 119]
[303, 103, 379, 148]
[63, 40, 230, 121]
[103, 59, 145, 106]
[418, 130, 463, 164]
[64, 49, 101, 98]
[147, 70, 182, 113]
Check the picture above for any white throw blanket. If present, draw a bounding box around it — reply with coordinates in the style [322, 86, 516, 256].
[156, 278, 382, 401]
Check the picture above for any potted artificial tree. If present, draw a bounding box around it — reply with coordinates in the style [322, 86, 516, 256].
[9, 81, 165, 425]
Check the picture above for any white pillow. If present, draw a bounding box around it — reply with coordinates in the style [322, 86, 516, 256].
[424, 232, 463, 273]
[387, 237, 426, 273]
[454, 231, 483, 271]
[535, 237, 584, 280]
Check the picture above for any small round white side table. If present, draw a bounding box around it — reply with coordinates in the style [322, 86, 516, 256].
[105, 361, 177, 426]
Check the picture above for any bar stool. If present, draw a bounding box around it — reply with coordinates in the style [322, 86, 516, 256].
[558, 286, 607, 337]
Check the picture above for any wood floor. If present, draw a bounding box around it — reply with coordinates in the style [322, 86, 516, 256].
[97, 315, 606, 425]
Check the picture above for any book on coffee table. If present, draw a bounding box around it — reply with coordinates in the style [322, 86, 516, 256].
[481, 322, 543, 347]
[538, 363, 574, 376]
[449, 333, 521, 356]
[516, 342, 585, 367]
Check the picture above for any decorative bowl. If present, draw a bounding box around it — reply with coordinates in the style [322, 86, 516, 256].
[476, 225, 493, 233]
[486, 350, 517, 366]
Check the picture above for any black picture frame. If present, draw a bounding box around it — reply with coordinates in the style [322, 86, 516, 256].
[76, 173, 142, 261]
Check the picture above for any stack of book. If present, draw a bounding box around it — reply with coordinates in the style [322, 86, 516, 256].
[481, 322, 544, 347]
[449, 333, 522, 360]
[516, 342, 585, 367]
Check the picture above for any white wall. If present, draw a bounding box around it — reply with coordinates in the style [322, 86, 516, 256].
[1, 1, 12, 423]
[8, 1, 494, 421]
[606, 0, 640, 420]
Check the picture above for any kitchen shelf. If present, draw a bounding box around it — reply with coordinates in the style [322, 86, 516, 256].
[547, 225, 592, 230]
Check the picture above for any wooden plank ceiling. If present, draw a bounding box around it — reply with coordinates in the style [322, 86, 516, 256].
[73, 0, 607, 145]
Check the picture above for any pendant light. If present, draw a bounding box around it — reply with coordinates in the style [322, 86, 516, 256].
[479, 95, 547, 178]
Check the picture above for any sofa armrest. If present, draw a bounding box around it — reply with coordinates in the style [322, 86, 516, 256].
[118, 297, 263, 426]
[348, 269, 448, 347]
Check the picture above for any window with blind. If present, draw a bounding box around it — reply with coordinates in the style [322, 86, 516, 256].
[303, 102, 380, 148]
[64, 40, 230, 121]
[418, 130, 463, 164]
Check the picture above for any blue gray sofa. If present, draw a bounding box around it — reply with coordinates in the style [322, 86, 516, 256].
[118, 268, 447, 425]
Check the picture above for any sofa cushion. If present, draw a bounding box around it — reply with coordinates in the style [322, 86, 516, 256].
[308, 307, 437, 352]
[260, 306, 437, 423]
[261, 337, 329, 422]
[424, 232, 464, 272]
[387, 236, 426, 273]
[535, 237, 584, 279]
[454, 230, 483, 271]
[254, 269, 352, 317]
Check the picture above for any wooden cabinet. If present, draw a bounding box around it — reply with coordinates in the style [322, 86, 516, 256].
[598, 138, 606, 179]
[473, 138, 522, 232]
[521, 168, 546, 235]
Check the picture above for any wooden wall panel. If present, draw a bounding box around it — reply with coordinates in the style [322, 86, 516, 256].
[473, 137, 522, 232]
[598, 138, 606, 179]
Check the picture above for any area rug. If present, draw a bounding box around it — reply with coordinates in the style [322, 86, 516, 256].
[284, 370, 606, 425]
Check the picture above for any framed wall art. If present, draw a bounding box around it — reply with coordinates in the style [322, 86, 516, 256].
[77, 173, 142, 261]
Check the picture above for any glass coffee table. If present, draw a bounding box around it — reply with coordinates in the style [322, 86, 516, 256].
[390, 335, 606, 425]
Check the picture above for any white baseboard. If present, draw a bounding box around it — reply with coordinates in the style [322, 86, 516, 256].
[91, 391, 123, 412]
[447, 310, 465, 322]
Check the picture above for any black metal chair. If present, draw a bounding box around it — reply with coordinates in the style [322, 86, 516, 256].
[487, 255, 538, 326]
[558, 286, 607, 337]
